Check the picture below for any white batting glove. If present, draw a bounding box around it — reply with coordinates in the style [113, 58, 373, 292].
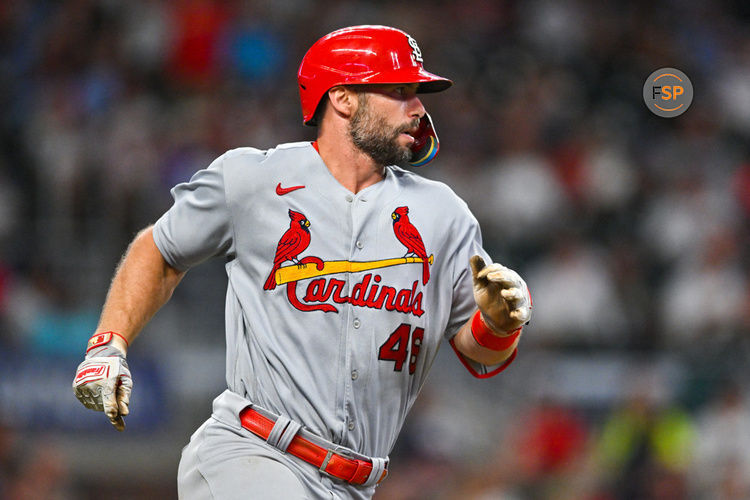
[73, 334, 132, 431]
[470, 255, 532, 334]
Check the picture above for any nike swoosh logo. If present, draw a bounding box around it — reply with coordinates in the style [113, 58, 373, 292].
[276, 183, 305, 196]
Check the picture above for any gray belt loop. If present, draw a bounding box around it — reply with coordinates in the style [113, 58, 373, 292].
[363, 457, 388, 487]
[267, 415, 301, 452]
[276, 421, 302, 453]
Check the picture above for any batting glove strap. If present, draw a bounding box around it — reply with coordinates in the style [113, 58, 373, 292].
[86, 331, 129, 356]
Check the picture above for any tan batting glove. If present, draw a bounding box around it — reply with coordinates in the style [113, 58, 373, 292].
[470, 255, 532, 334]
[72, 333, 132, 431]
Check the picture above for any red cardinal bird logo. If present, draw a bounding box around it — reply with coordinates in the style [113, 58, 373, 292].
[392, 206, 430, 285]
[264, 209, 311, 290]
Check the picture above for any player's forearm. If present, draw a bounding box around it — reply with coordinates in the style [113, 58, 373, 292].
[95, 226, 185, 347]
[453, 315, 519, 366]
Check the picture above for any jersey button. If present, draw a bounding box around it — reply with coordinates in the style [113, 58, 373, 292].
[345, 194, 353, 202]
[356, 240, 363, 249]
[351, 370, 358, 380]
[348, 421, 355, 431]
[353, 318, 361, 329]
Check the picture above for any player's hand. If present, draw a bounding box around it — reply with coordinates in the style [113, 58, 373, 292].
[73, 345, 132, 431]
[470, 255, 532, 334]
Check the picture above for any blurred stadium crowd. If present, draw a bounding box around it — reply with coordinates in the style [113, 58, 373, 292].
[1, 0, 750, 499]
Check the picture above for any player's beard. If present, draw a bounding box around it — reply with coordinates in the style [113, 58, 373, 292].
[350, 93, 418, 167]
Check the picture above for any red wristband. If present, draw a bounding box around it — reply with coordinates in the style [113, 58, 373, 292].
[470, 311, 521, 351]
[86, 331, 129, 353]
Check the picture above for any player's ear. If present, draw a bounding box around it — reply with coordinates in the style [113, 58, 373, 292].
[327, 85, 357, 119]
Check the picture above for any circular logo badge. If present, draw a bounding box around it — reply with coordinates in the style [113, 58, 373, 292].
[643, 68, 693, 118]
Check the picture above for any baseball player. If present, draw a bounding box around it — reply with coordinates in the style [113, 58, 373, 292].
[72, 25, 532, 499]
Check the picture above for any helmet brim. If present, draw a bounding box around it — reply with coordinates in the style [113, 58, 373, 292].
[356, 67, 453, 93]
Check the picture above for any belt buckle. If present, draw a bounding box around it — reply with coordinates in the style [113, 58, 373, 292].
[318, 449, 335, 476]
[318, 446, 362, 482]
[318, 446, 387, 485]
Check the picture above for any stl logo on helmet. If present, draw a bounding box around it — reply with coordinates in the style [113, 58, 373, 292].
[407, 35, 423, 64]
[264, 205, 434, 317]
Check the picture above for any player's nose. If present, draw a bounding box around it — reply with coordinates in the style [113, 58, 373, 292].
[407, 95, 426, 120]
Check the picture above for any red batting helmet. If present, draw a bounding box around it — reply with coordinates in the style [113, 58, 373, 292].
[298, 25, 452, 126]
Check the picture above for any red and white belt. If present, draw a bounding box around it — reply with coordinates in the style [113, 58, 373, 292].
[239, 406, 388, 487]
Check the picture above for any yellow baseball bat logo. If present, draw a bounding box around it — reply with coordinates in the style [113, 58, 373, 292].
[274, 255, 434, 286]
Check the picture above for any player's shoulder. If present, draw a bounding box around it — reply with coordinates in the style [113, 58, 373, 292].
[388, 165, 449, 192]
[213, 142, 316, 187]
[218, 141, 314, 167]
[388, 166, 473, 216]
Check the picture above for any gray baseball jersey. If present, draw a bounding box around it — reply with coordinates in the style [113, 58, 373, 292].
[153, 142, 505, 496]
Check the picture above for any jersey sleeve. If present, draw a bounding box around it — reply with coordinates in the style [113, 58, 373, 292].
[444, 209, 512, 378]
[444, 210, 489, 340]
[152, 155, 235, 271]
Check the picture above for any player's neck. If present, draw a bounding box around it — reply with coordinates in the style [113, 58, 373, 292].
[316, 133, 385, 195]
